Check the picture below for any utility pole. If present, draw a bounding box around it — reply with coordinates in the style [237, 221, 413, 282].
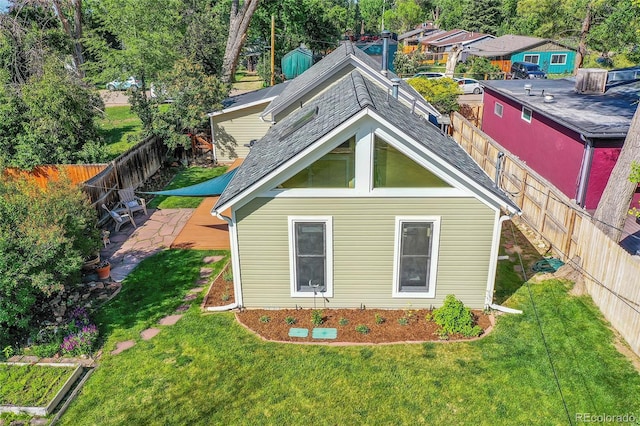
[270, 14, 275, 86]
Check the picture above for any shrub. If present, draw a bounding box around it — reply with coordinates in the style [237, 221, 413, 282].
[284, 316, 296, 325]
[311, 310, 323, 326]
[407, 77, 461, 114]
[31, 342, 62, 358]
[61, 324, 99, 356]
[355, 325, 370, 334]
[338, 317, 349, 326]
[223, 268, 233, 282]
[374, 313, 385, 324]
[0, 175, 101, 348]
[432, 295, 482, 338]
[398, 317, 409, 326]
[259, 315, 270, 324]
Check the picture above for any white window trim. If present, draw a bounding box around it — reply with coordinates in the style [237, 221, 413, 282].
[288, 216, 333, 298]
[494, 102, 503, 117]
[392, 216, 440, 298]
[521, 106, 532, 123]
[550, 54, 567, 65]
[523, 54, 539, 64]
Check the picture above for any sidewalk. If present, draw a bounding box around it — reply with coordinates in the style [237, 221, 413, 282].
[101, 208, 194, 282]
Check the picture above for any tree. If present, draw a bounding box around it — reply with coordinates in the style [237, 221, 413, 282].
[0, 174, 101, 347]
[150, 59, 228, 149]
[358, 0, 385, 34]
[383, 0, 424, 34]
[50, 0, 85, 77]
[433, 0, 464, 29]
[0, 59, 104, 169]
[455, 56, 501, 80]
[592, 106, 640, 241]
[221, 0, 260, 83]
[460, 0, 503, 35]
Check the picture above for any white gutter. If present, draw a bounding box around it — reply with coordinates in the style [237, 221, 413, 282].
[489, 304, 522, 314]
[214, 210, 244, 308]
[485, 213, 517, 309]
[209, 116, 217, 163]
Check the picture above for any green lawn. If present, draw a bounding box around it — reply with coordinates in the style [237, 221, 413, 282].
[58, 250, 640, 425]
[98, 106, 143, 160]
[147, 166, 228, 209]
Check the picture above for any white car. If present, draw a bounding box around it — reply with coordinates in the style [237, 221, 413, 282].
[455, 78, 483, 94]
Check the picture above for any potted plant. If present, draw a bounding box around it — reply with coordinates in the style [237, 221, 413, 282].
[95, 260, 111, 280]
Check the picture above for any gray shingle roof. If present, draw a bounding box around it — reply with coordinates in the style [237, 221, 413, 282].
[215, 70, 516, 211]
[260, 42, 436, 120]
[214, 81, 291, 113]
[482, 79, 639, 138]
[470, 35, 548, 57]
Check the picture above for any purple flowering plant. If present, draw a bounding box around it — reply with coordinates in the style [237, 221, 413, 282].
[60, 307, 99, 356]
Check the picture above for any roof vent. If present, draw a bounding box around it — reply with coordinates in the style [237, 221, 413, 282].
[391, 78, 400, 99]
[543, 94, 555, 103]
[524, 83, 532, 96]
[575, 68, 607, 94]
[381, 30, 391, 76]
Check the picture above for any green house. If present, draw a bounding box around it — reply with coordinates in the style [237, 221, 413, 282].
[213, 66, 519, 310]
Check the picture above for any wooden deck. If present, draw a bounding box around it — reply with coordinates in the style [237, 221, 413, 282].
[170, 160, 242, 251]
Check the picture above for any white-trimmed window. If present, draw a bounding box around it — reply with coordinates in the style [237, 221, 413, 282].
[523, 54, 539, 64]
[521, 106, 532, 123]
[551, 54, 567, 65]
[288, 216, 333, 297]
[392, 217, 440, 298]
[494, 102, 503, 117]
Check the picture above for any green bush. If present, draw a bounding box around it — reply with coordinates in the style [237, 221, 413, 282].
[432, 295, 482, 338]
[0, 175, 101, 348]
[407, 77, 461, 114]
[284, 316, 296, 325]
[355, 325, 370, 334]
[259, 315, 270, 324]
[311, 310, 323, 326]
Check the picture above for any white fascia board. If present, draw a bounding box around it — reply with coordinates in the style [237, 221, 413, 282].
[213, 110, 369, 214]
[207, 98, 275, 117]
[366, 109, 518, 214]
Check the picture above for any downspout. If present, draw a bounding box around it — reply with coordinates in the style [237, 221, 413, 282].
[485, 213, 523, 314]
[209, 116, 218, 163]
[210, 210, 243, 310]
[575, 135, 594, 208]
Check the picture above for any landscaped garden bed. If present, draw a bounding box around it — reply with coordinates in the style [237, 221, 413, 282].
[202, 262, 235, 309]
[236, 306, 492, 344]
[0, 363, 82, 416]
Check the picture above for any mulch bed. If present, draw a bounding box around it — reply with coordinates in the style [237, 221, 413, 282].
[236, 308, 493, 344]
[203, 263, 235, 307]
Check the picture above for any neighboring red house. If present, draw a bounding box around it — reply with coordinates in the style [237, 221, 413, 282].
[481, 78, 639, 210]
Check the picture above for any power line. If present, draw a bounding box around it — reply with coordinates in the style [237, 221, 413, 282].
[509, 221, 574, 425]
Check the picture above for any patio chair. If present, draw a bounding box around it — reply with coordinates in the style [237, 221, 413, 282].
[102, 204, 136, 233]
[118, 187, 147, 217]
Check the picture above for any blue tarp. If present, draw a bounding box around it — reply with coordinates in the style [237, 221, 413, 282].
[141, 169, 237, 197]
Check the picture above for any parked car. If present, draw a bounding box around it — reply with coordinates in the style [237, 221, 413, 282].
[106, 76, 141, 91]
[510, 62, 547, 79]
[454, 78, 483, 94]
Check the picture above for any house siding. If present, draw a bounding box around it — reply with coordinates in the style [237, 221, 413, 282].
[511, 50, 575, 75]
[235, 196, 496, 309]
[213, 103, 272, 162]
[482, 90, 586, 204]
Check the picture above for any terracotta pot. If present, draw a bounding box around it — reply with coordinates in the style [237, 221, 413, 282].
[82, 254, 101, 272]
[96, 263, 111, 280]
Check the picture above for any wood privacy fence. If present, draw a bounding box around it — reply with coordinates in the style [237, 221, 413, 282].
[4, 164, 108, 187]
[451, 112, 640, 357]
[83, 135, 168, 222]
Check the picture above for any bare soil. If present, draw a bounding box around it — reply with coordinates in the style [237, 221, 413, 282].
[203, 263, 235, 307]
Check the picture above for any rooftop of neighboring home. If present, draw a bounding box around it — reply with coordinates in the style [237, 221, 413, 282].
[470, 35, 574, 57]
[426, 31, 494, 48]
[419, 29, 468, 46]
[208, 81, 291, 117]
[482, 78, 640, 138]
[215, 69, 518, 212]
[397, 22, 439, 42]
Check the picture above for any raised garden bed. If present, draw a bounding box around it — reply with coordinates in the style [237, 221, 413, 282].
[0, 363, 82, 416]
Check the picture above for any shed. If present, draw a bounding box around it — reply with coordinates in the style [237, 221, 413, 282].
[282, 45, 313, 80]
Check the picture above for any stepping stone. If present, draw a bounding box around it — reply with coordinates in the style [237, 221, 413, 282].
[199, 267, 213, 278]
[183, 293, 197, 302]
[196, 279, 209, 286]
[189, 287, 204, 293]
[175, 305, 190, 313]
[203, 255, 224, 264]
[21, 356, 39, 363]
[312, 328, 338, 339]
[288, 328, 309, 338]
[140, 328, 160, 340]
[111, 340, 136, 355]
[159, 314, 183, 325]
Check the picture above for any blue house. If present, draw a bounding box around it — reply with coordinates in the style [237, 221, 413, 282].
[470, 35, 576, 75]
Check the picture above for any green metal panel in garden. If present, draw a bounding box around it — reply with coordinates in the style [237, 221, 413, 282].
[235, 197, 497, 309]
[282, 46, 313, 80]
